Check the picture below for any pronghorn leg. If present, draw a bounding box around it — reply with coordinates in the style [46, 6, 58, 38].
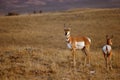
[84, 56, 87, 66]
[87, 51, 90, 65]
[82, 48, 87, 66]
[109, 55, 112, 70]
[72, 49, 76, 67]
[83, 47, 90, 66]
[82, 48, 88, 66]
[86, 52, 90, 66]
[86, 46, 90, 65]
[106, 58, 109, 70]
[105, 55, 108, 69]
[104, 54, 108, 69]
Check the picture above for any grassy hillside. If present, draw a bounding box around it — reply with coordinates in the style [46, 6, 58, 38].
[0, 8, 120, 80]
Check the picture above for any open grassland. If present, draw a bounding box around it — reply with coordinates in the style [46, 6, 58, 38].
[0, 8, 120, 80]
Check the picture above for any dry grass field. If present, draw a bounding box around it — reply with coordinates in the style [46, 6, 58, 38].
[0, 8, 120, 80]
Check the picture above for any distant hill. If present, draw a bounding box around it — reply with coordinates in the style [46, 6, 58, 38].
[0, 0, 120, 14]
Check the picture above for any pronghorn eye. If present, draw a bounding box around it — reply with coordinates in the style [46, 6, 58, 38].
[65, 33, 67, 35]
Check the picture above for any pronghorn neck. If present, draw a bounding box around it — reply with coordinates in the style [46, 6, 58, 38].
[107, 42, 111, 46]
[66, 31, 70, 38]
[106, 35, 113, 46]
[106, 39, 112, 46]
[65, 32, 71, 43]
[66, 37, 71, 43]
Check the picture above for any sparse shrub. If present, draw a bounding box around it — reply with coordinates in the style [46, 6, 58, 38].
[33, 11, 37, 14]
[39, 10, 42, 13]
[7, 12, 19, 16]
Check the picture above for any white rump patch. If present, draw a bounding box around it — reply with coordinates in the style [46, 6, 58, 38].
[102, 45, 112, 54]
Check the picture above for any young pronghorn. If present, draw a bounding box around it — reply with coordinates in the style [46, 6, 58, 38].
[102, 35, 113, 70]
[64, 24, 91, 67]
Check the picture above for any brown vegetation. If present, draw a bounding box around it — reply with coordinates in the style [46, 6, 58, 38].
[0, 8, 120, 80]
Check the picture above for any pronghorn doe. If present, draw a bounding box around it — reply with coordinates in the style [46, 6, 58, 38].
[64, 24, 91, 67]
[102, 35, 113, 70]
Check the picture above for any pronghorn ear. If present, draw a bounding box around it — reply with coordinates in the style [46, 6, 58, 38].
[64, 24, 69, 30]
[106, 35, 109, 39]
[68, 28, 71, 31]
[64, 24, 66, 28]
[111, 35, 113, 39]
[68, 24, 72, 31]
[69, 24, 72, 28]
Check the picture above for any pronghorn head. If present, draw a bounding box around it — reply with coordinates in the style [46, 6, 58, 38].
[106, 35, 113, 45]
[64, 24, 71, 37]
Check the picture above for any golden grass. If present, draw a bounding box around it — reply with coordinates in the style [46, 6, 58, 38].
[0, 8, 120, 80]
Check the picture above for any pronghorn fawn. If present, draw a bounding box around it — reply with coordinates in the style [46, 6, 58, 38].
[64, 24, 91, 68]
[102, 35, 113, 70]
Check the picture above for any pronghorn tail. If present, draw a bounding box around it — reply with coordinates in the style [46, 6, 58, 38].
[106, 46, 109, 55]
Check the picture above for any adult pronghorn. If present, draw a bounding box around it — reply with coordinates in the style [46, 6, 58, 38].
[64, 24, 91, 67]
[102, 35, 113, 70]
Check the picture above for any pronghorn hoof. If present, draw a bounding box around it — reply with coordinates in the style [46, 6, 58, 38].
[110, 67, 113, 70]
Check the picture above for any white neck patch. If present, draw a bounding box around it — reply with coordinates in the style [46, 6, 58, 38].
[66, 31, 70, 38]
